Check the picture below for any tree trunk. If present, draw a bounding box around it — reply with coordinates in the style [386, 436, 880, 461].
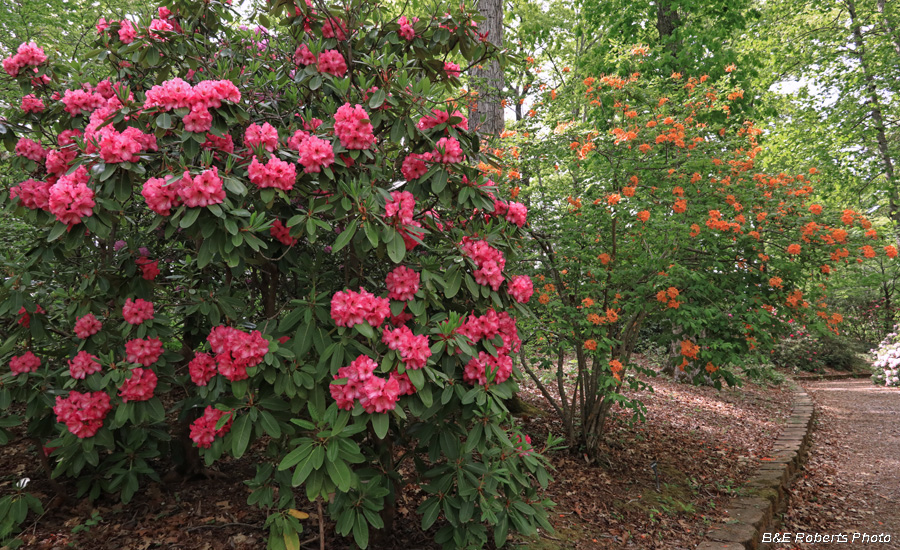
[656, 0, 682, 61]
[472, 0, 504, 136]
[847, 0, 900, 248]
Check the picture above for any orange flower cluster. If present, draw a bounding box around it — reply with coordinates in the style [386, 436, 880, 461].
[582, 297, 595, 307]
[673, 199, 687, 213]
[680, 340, 699, 360]
[587, 313, 603, 325]
[705, 362, 718, 374]
[886, 245, 898, 259]
[637, 210, 650, 223]
[609, 359, 624, 381]
[538, 293, 550, 304]
[786, 290, 808, 308]
[769, 277, 783, 288]
[598, 253, 611, 265]
[657, 287, 681, 309]
[787, 244, 801, 255]
[584, 339, 597, 351]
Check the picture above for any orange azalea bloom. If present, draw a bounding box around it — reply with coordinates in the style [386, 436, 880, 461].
[639, 143, 652, 153]
[862, 245, 876, 258]
[680, 340, 699, 359]
[637, 210, 650, 222]
[787, 244, 801, 255]
[841, 209, 855, 225]
[668, 300, 680, 309]
[606, 309, 619, 322]
[551, 89, 557, 100]
[725, 64, 736, 72]
[673, 199, 687, 213]
[667, 287, 679, 299]
[646, 120, 658, 128]
[582, 297, 595, 307]
[866, 229, 878, 239]
[623, 186, 636, 197]
[656, 290, 668, 302]
[690, 224, 701, 237]
[609, 359, 623, 373]
[543, 283, 556, 293]
[538, 293, 550, 304]
[584, 339, 598, 350]
[769, 277, 783, 288]
[673, 186, 684, 196]
[809, 167, 818, 174]
[629, 175, 639, 186]
[625, 110, 637, 118]
[886, 245, 898, 258]
[587, 313, 603, 325]
[705, 362, 718, 374]
[831, 313, 843, 324]
[598, 253, 611, 265]
[809, 204, 822, 215]
[671, 72, 682, 80]
[749, 230, 760, 240]
[608, 194, 621, 206]
[832, 228, 847, 243]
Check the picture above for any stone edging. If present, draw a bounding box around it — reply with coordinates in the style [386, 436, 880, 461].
[696, 387, 815, 550]
[792, 372, 870, 381]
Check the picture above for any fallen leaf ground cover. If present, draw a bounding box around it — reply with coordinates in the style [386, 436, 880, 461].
[0, 356, 793, 550]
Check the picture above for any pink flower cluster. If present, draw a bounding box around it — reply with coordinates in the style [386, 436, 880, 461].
[401, 153, 430, 181]
[203, 132, 234, 154]
[9, 351, 41, 375]
[416, 109, 468, 131]
[398, 16, 416, 40]
[49, 165, 95, 225]
[295, 134, 335, 173]
[207, 326, 270, 382]
[248, 155, 296, 191]
[68, 351, 102, 379]
[122, 298, 154, 325]
[148, 18, 174, 40]
[384, 191, 424, 250]
[513, 433, 533, 457]
[144, 78, 240, 132]
[178, 168, 226, 208]
[61, 89, 106, 116]
[270, 219, 297, 246]
[492, 199, 528, 227]
[125, 337, 164, 366]
[21, 94, 44, 113]
[15, 138, 46, 162]
[433, 137, 464, 164]
[74, 313, 102, 339]
[53, 391, 111, 438]
[460, 237, 506, 290]
[189, 406, 233, 448]
[244, 122, 279, 153]
[99, 127, 153, 163]
[463, 351, 513, 385]
[119, 20, 137, 43]
[119, 368, 158, 402]
[293, 44, 316, 65]
[317, 50, 347, 76]
[456, 308, 521, 355]
[382, 326, 431, 369]
[46, 147, 78, 177]
[188, 352, 218, 386]
[333, 103, 376, 150]
[2, 42, 47, 77]
[385, 266, 420, 301]
[322, 18, 348, 40]
[331, 288, 391, 328]
[142, 175, 183, 215]
[16, 305, 44, 328]
[444, 61, 461, 78]
[330, 355, 412, 413]
[507, 275, 533, 303]
[138, 257, 160, 280]
[10, 179, 51, 210]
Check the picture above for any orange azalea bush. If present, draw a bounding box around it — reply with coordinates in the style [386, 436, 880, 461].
[503, 55, 887, 453]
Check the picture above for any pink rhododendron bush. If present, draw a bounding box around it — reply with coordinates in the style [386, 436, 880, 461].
[0, 1, 551, 547]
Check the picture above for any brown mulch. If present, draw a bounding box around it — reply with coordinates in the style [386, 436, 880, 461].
[0, 358, 795, 550]
[780, 379, 900, 548]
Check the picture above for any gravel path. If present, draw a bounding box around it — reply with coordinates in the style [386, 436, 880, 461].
[781, 379, 900, 548]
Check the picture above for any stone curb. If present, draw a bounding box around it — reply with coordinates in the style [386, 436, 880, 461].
[792, 372, 870, 381]
[697, 386, 815, 550]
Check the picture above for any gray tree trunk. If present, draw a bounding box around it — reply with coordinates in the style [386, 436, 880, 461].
[472, 0, 504, 136]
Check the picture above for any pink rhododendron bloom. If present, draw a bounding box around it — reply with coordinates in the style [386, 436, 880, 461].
[333, 103, 376, 150]
[189, 406, 233, 448]
[359, 375, 400, 413]
[508, 275, 533, 303]
[96, 18, 110, 33]
[401, 153, 430, 181]
[15, 138, 46, 162]
[330, 288, 391, 328]
[270, 219, 297, 246]
[53, 391, 111, 438]
[10, 179, 52, 210]
[178, 168, 226, 208]
[2, 42, 47, 77]
[506, 201, 527, 227]
[183, 107, 213, 132]
[244, 122, 279, 152]
[513, 433, 533, 457]
[317, 50, 347, 76]
[385, 266, 420, 301]
[99, 127, 149, 163]
[321, 18, 348, 40]
[188, 352, 218, 386]
[9, 351, 40, 375]
[142, 175, 183, 215]
[398, 16, 416, 40]
[74, 313, 102, 339]
[144, 78, 194, 110]
[390, 371, 417, 395]
[381, 326, 431, 369]
[384, 190, 416, 225]
[148, 18, 174, 39]
[417, 109, 450, 131]
[118, 20, 137, 44]
[203, 132, 234, 154]
[119, 368, 158, 402]
[460, 237, 506, 290]
[330, 355, 377, 410]
[122, 298, 154, 325]
[45, 148, 77, 177]
[124, 337, 164, 366]
[16, 305, 44, 328]
[248, 155, 296, 191]
[456, 309, 521, 355]
[293, 44, 317, 65]
[21, 94, 44, 113]
[444, 61, 461, 78]
[58, 129, 84, 147]
[138, 258, 160, 280]
[207, 326, 269, 382]
[68, 351, 102, 379]
[61, 89, 105, 116]
[463, 351, 513, 385]
[433, 137, 464, 164]
[48, 165, 95, 225]
[158, 7, 172, 19]
[296, 135, 335, 173]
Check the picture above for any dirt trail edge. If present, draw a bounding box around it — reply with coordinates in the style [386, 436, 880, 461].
[780, 379, 899, 548]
